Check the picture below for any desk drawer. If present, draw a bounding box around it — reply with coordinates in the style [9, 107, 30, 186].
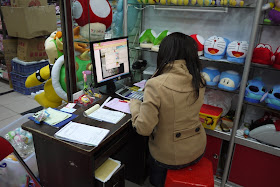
[95, 164, 125, 187]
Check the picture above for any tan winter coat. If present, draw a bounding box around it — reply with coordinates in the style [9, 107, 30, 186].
[129, 60, 206, 166]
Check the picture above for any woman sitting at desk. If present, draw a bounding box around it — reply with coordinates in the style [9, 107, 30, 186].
[129, 32, 206, 187]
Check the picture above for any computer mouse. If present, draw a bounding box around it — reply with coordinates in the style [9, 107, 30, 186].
[249, 124, 280, 148]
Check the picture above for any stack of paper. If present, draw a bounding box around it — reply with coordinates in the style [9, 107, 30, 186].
[54, 121, 110, 146]
[36, 108, 72, 126]
[84, 104, 125, 124]
[95, 158, 121, 183]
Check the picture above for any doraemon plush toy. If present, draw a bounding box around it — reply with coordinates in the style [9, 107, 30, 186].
[204, 36, 230, 60]
[218, 70, 241, 91]
[139, 29, 157, 48]
[244, 78, 266, 103]
[226, 41, 249, 64]
[252, 44, 273, 65]
[265, 85, 280, 110]
[201, 67, 220, 86]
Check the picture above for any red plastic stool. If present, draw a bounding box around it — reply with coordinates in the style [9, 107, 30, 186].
[165, 157, 214, 187]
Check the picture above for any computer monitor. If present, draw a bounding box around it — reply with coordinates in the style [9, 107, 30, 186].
[90, 37, 131, 94]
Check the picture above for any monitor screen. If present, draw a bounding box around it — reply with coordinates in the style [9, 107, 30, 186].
[91, 37, 130, 88]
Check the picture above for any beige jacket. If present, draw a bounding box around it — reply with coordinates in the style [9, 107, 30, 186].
[130, 60, 206, 166]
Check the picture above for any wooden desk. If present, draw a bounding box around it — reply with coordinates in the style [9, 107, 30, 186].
[22, 96, 148, 187]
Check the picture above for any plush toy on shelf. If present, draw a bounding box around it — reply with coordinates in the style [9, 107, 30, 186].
[170, 0, 189, 5]
[156, 0, 171, 5]
[226, 41, 249, 64]
[251, 43, 274, 65]
[25, 31, 92, 108]
[204, 36, 230, 60]
[201, 67, 220, 86]
[72, 0, 113, 41]
[190, 0, 214, 6]
[218, 70, 241, 91]
[262, 0, 280, 24]
[190, 34, 205, 56]
[272, 46, 280, 69]
[265, 85, 280, 110]
[139, 29, 157, 48]
[213, 0, 229, 6]
[151, 30, 171, 52]
[228, 0, 244, 7]
[244, 78, 266, 103]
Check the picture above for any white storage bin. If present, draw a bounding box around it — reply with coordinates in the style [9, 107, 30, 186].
[0, 113, 38, 187]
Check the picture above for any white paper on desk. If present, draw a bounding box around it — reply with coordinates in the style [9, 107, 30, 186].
[133, 80, 147, 89]
[88, 108, 125, 124]
[105, 98, 131, 114]
[54, 121, 110, 147]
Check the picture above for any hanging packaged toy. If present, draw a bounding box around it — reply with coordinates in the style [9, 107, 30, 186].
[262, 0, 280, 24]
[244, 78, 266, 103]
[265, 85, 280, 110]
[251, 44, 273, 65]
[204, 36, 230, 60]
[201, 67, 220, 86]
[191, 34, 205, 56]
[218, 70, 241, 91]
[226, 41, 249, 64]
[272, 46, 280, 69]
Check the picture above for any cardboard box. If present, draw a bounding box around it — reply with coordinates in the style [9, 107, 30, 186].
[17, 37, 48, 61]
[1, 5, 57, 39]
[11, 0, 47, 7]
[3, 39, 18, 87]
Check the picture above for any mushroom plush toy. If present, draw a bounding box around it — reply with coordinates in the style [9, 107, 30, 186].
[72, 0, 113, 41]
[190, 34, 205, 56]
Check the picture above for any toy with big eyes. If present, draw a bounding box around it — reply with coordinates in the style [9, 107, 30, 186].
[226, 41, 249, 64]
[244, 79, 266, 103]
[265, 85, 280, 110]
[252, 44, 274, 65]
[218, 70, 241, 91]
[204, 36, 230, 60]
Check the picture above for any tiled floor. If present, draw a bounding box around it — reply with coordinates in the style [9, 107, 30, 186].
[0, 80, 41, 129]
[0, 80, 220, 187]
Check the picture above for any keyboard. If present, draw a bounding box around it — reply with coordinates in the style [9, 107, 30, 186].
[115, 87, 144, 101]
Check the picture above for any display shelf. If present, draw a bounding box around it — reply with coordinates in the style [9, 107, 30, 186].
[127, 3, 255, 9]
[205, 128, 231, 141]
[259, 22, 280, 27]
[251, 63, 280, 72]
[244, 101, 280, 115]
[234, 135, 280, 157]
[206, 85, 239, 94]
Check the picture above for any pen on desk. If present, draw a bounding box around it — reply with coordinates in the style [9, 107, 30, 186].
[100, 96, 112, 108]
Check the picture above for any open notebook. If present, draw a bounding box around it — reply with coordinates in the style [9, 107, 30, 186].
[54, 121, 110, 147]
[83, 104, 125, 124]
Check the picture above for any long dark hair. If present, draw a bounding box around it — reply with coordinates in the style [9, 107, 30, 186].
[154, 32, 205, 97]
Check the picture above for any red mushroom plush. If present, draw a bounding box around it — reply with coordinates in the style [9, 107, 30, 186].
[252, 44, 274, 65]
[73, 0, 113, 41]
[190, 34, 205, 56]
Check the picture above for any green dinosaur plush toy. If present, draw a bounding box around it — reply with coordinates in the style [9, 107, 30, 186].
[139, 29, 157, 48]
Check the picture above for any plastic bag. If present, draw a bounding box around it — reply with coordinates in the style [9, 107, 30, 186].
[204, 89, 232, 116]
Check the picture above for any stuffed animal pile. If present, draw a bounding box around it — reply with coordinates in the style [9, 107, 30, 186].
[201, 67, 241, 91]
[139, 31, 249, 64]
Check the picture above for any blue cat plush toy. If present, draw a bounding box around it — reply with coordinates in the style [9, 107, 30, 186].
[201, 67, 220, 86]
[244, 79, 266, 103]
[226, 41, 249, 64]
[204, 36, 230, 60]
[218, 70, 241, 91]
[265, 85, 280, 110]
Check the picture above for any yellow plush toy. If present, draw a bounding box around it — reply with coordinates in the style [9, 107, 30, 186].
[25, 30, 91, 108]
